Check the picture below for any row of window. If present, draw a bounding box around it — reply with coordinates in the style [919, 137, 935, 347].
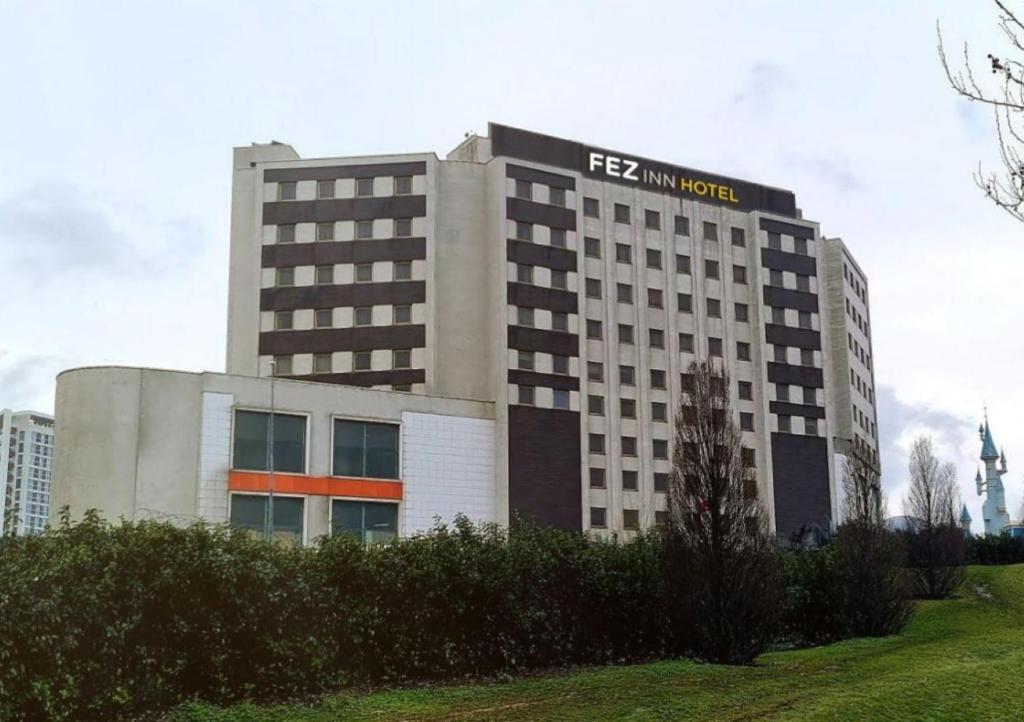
[778, 416, 821, 435]
[851, 368, 875, 405]
[274, 304, 414, 331]
[230, 494, 399, 546]
[271, 349, 414, 376]
[848, 332, 872, 371]
[277, 175, 414, 201]
[853, 404, 877, 439]
[277, 217, 415, 244]
[775, 384, 819, 405]
[843, 262, 867, 303]
[514, 179, 568, 208]
[766, 232, 814, 256]
[233, 411, 400, 479]
[589, 507, 667, 531]
[589, 468, 671, 491]
[845, 296, 870, 337]
[581, 199, 747, 248]
[274, 261, 413, 287]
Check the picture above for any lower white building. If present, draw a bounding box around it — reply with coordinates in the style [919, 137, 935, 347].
[51, 367, 497, 545]
[1, 409, 55, 535]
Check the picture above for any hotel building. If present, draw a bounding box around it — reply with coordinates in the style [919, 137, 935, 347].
[52, 123, 879, 542]
[1, 409, 55, 535]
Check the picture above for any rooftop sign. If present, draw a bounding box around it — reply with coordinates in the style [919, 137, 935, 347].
[490, 123, 797, 216]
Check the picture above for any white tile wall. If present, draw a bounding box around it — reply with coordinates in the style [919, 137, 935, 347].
[197, 392, 234, 523]
[401, 412, 496, 534]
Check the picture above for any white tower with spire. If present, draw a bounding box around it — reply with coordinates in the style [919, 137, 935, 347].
[976, 414, 1011, 536]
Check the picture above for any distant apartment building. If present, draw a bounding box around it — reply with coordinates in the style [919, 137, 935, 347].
[53, 123, 879, 540]
[1, 409, 55, 535]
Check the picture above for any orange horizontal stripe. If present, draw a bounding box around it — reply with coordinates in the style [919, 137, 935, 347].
[229, 470, 403, 500]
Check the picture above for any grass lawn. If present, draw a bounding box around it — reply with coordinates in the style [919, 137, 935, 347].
[168, 565, 1024, 721]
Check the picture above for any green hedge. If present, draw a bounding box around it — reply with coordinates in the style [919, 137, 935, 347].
[966, 534, 1024, 565]
[0, 513, 908, 720]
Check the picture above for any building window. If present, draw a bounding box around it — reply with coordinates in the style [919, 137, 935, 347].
[230, 494, 304, 546]
[275, 267, 294, 287]
[614, 203, 630, 224]
[769, 269, 784, 287]
[551, 269, 568, 290]
[233, 410, 307, 473]
[778, 415, 792, 433]
[649, 328, 665, 348]
[620, 365, 635, 385]
[394, 261, 412, 281]
[553, 389, 570, 410]
[315, 308, 333, 328]
[645, 209, 661, 230]
[707, 298, 721, 318]
[584, 237, 601, 258]
[518, 385, 535, 405]
[617, 283, 632, 304]
[515, 222, 533, 241]
[317, 179, 335, 199]
[313, 353, 332, 374]
[620, 398, 636, 419]
[585, 278, 602, 298]
[703, 222, 717, 241]
[277, 224, 296, 243]
[799, 311, 812, 329]
[803, 386, 816, 404]
[356, 220, 373, 240]
[393, 349, 411, 369]
[277, 182, 297, 201]
[356, 178, 374, 197]
[274, 310, 293, 330]
[517, 307, 534, 327]
[653, 439, 669, 459]
[735, 303, 749, 322]
[741, 447, 756, 468]
[623, 509, 640, 530]
[315, 265, 334, 285]
[354, 263, 374, 283]
[394, 218, 412, 237]
[517, 264, 534, 284]
[796, 274, 811, 292]
[774, 345, 788, 363]
[549, 187, 566, 207]
[589, 433, 605, 454]
[705, 259, 720, 279]
[794, 237, 808, 255]
[622, 436, 638, 456]
[353, 351, 372, 370]
[740, 412, 754, 431]
[733, 265, 747, 284]
[767, 231, 782, 249]
[805, 418, 819, 436]
[515, 179, 532, 200]
[622, 469, 638, 490]
[552, 355, 569, 374]
[273, 355, 292, 376]
[551, 311, 569, 331]
[651, 369, 666, 388]
[771, 307, 786, 325]
[739, 381, 753, 400]
[676, 254, 691, 274]
[654, 473, 669, 493]
[590, 468, 606, 488]
[648, 288, 663, 309]
[588, 394, 604, 416]
[731, 227, 745, 247]
[776, 383, 790, 401]
[394, 305, 412, 324]
[354, 306, 373, 326]
[394, 176, 413, 195]
[517, 350, 535, 370]
[647, 248, 662, 269]
[652, 402, 667, 422]
[590, 507, 607, 528]
[674, 215, 690, 236]
[332, 500, 397, 545]
[708, 337, 723, 357]
[583, 197, 600, 218]
[550, 228, 567, 248]
[679, 332, 694, 352]
[616, 243, 631, 263]
[333, 419, 399, 479]
[737, 342, 751, 361]
[678, 293, 693, 313]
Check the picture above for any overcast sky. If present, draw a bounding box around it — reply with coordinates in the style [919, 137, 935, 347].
[1, 1, 1021, 525]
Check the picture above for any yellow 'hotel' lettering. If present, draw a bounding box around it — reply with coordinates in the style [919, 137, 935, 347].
[679, 177, 739, 204]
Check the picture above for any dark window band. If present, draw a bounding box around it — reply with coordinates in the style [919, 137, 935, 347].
[258, 325, 425, 355]
[506, 163, 576, 190]
[769, 401, 826, 419]
[506, 239, 577, 272]
[760, 248, 817, 276]
[763, 286, 819, 313]
[507, 282, 578, 314]
[507, 326, 578, 357]
[508, 369, 580, 391]
[262, 238, 426, 267]
[263, 196, 426, 225]
[506, 197, 577, 231]
[759, 218, 815, 240]
[260, 281, 425, 312]
[767, 362, 824, 388]
[265, 161, 427, 183]
[283, 368, 426, 387]
[765, 324, 821, 351]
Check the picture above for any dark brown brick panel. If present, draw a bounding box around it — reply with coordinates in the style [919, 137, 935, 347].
[508, 405, 582, 531]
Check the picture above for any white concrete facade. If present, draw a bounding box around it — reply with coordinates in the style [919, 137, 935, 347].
[1, 409, 55, 535]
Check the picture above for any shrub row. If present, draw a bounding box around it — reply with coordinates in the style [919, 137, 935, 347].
[0, 513, 907, 720]
[966, 533, 1024, 565]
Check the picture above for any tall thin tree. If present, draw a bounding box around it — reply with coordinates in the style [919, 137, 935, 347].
[663, 360, 780, 664]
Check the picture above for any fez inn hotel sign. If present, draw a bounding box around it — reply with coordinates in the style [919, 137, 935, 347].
[587, 150, 739, 204]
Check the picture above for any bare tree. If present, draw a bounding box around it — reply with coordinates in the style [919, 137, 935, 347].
[903, 436, 966, 599]
[939, 1, 1024, 221]
[840, 440, 885, 527]
[663, 360, 780, 664]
